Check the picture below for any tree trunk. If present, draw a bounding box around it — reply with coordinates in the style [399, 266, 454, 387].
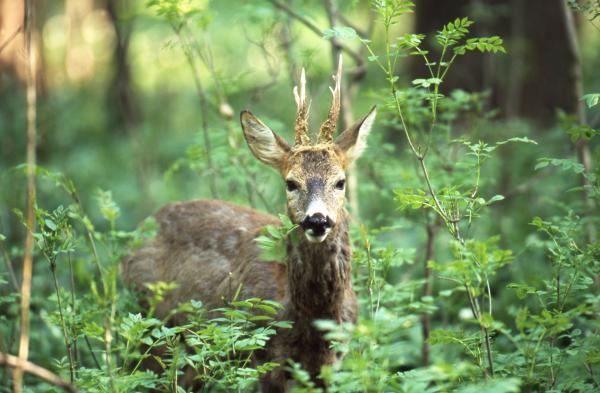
[105, 0, 139, 130]
[413, 0, 582, 126]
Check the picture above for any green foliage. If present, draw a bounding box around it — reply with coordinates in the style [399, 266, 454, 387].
[1, 0, 599, 392]
[255, 214, 298, 263]
[370, 0, 415, 25]
[147, 0, 211, 29]
[568, 0, 600, 23]
[581, 93, 600, 108]
[558, 110, 600, 142]
[454, 36, 505, 55]
[1, 171, 288, 392]
[322, 27, 358, 40]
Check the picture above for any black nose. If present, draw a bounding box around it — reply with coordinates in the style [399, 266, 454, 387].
[301, 213, 332, 236]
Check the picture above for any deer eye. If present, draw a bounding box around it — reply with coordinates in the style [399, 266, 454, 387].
[335, 179, 346, 190]
[286, 180, 299, 192]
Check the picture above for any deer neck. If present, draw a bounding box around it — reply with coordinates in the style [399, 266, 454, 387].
[285, 211, 352, 321]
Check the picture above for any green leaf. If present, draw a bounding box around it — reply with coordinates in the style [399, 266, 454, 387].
[396, 33, 425, 49]
[495, 136, 537, 146]
[487, 195, 505, 205]
[454, 36, 506, 55]
[45, 218, 57, 231]
[254, 304, 278, 315]
[394, 188, 433, 211]
[581, 93, 600, 108]
[323, 26, 358, 40]
[412, 78, 442, 88]
[507, 283, 537, 299]
[256, 219, 298, 263]
[265, 225, 281, 239]
[535, 158, 585, 174]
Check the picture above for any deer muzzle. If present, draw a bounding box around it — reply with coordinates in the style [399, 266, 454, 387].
[301, 212, 333, 243]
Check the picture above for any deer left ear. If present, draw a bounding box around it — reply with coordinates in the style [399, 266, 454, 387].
[241, 110, 290, 169]
[335, 106, 376, 164]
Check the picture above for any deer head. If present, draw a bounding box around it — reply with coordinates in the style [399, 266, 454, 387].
[240, 55, 376, 243]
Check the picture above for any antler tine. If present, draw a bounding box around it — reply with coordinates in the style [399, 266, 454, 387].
[293, 68, 311, 146]
[318, 54, 343, 143]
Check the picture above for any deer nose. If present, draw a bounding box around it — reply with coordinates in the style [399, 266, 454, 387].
[301, 213, 332, 236]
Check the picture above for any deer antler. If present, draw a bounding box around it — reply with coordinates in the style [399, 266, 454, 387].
[293, 68, 311, 146]
[317, 54, 343, 143]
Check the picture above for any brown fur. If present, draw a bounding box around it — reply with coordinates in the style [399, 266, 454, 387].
[123, 198, 355, 391]
[123, 63, 376, 391]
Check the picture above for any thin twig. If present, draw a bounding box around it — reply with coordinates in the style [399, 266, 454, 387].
[0, 26, 22, 54]
[84, 336, 101, 369]
[0, 352, 78, 393]
[1, 242, 19, 291]
[173, 26, 218, 198]
[14, 2, 37, 391]
[104, 303, 117, 393]
[322, 0, 365, 215]
[69, 191, 106, 294]
[277, 0, 298, 89]
[266, 0, 364, 66]
[49, 260, 75, 382]
[67, 253, 79, 374]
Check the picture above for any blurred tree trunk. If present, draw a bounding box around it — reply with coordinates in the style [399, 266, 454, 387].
[105, 0, 139, 130]
[104, 0, 153, 211]
[413, 0, 582, 127]
[0, 0, 44, 91]
[0, 0, 45, 267]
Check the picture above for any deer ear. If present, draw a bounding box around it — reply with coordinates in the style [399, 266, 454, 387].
[241, 111, 290, 169]
[335, 106, 376, 164]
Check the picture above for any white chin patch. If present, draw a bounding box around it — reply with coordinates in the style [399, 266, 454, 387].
[304, 229, 330, 243]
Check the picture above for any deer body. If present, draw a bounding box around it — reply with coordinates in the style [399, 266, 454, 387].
[123, 56, 375, 391]
[124, 200, 284, 321]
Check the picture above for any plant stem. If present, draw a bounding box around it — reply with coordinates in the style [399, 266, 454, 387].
[173, 26, 218, 198]
[483, 325, 494, 377]
[379, 18, 498, 378]
[365, 234, 375, 319]
[67, 254, 79, 374]
[420, 219, 438, 366]
[1, 242, 19, 291]
[64, 189, 107, 298]
[84, 336, 101, 369]
[15, 2, 37, 391]
[104, 301, 117, 393]
[49, 260, 75, 382]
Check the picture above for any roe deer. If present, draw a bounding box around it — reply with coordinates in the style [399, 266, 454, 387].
[123, 55, 376, 391]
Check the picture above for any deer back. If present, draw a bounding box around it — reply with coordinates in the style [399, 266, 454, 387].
[122, 200, 286, 322]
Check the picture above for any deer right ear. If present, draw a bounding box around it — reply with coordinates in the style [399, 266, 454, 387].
[241, 111, 290, 169]
[335, 106, 376, 164]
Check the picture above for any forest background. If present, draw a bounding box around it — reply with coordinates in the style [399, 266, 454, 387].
[0, 0, 599, 392]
